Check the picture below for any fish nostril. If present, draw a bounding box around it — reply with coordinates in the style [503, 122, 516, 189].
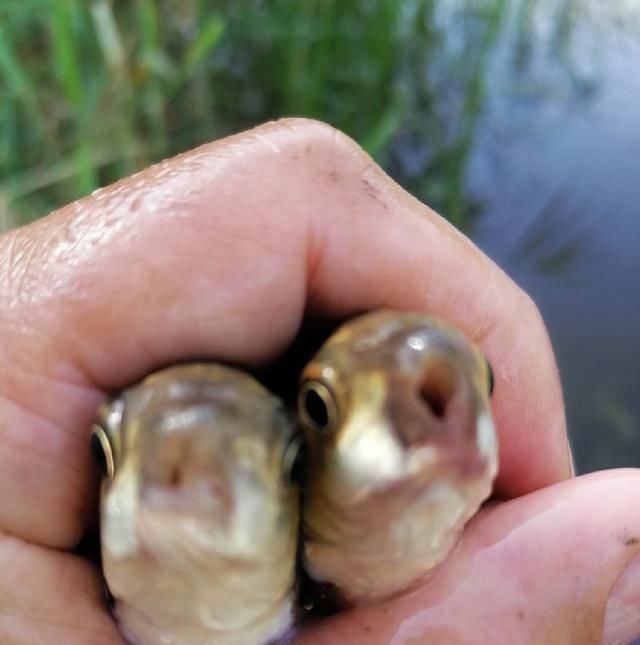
[168, 465, 182, 487]
[419, 361, 456, 419]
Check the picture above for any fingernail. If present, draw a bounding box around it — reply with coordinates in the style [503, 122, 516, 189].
[604, 552, 640, 645]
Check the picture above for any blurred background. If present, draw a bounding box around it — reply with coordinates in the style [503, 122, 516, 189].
[1, 0, 638, 473]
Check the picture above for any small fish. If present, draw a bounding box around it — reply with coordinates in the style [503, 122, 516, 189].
[298, 311, 498, 604]
[91, 364, 303, 645]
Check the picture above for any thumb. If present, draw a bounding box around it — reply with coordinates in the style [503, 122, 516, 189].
[297, 469, 640, 645]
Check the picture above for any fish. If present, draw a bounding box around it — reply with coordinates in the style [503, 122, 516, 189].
[90, 363, 303, 645]
[297, 311, 498, 604]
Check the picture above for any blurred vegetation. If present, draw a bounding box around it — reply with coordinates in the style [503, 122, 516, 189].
[0, 0, 512, 230]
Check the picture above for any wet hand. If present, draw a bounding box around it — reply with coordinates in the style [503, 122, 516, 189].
[0, 119, 636, 644]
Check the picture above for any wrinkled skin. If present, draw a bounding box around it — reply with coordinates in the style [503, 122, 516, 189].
[299, 312, 497, 603]
[0, 119, 638, 645]
[95, 364, 300, 645]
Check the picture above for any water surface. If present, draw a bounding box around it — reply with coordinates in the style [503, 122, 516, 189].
[462, 1, 640, 471]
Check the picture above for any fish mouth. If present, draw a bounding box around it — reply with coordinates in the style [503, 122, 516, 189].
[384, 354, 480, 447]
[418, 356, 458, 420]
[322, 363, 489, 504]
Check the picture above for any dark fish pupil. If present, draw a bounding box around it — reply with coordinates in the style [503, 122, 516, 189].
[90, 431, 108, 478]
[486, 360, 495, 396]
[304, 388, 329, 430]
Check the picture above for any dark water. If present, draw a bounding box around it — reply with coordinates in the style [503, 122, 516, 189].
[460, 2, 640, 472]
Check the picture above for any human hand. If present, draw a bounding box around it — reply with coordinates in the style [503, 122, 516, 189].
[0, 119, 637, 644]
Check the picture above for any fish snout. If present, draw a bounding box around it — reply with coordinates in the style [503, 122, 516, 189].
[387, 355, 485, 460]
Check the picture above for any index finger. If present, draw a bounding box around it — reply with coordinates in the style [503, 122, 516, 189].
[0, 119, 570, 547]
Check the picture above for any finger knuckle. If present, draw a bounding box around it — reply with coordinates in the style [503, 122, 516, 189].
[253, 117, 369, 170]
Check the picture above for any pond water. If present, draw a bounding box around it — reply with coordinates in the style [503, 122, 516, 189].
[459, 1, 640, 472]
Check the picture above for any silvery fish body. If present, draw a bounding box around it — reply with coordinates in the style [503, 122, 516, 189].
[298, 311, 498, 603]
[92, 364, 301, 645]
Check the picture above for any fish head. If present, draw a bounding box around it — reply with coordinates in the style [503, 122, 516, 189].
[92, 364, 302, 567]
[298, 310, 496, 510]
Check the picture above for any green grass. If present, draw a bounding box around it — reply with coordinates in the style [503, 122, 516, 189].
[0, 0, 510, 230]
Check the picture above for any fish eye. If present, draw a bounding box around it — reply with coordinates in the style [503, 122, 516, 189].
[298, 381, 339, 433]
[90, 423, 115, 479]
[282, 434, 307, 486]
[485, 358, 495, 397]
